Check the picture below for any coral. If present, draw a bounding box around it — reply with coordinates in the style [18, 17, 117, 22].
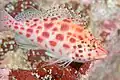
[0, 68, 10, 80]
[9, 62, 79, 80]
[4, 0, 38, 17]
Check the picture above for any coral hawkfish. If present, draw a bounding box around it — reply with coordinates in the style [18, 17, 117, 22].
[3, 4, 108, 66]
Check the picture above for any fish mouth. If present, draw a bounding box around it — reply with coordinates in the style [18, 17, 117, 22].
[94, 54, 107, 60]
[95, 47, 108, 60]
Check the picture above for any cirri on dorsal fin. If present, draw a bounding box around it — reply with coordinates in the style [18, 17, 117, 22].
[64, 2, 90, 27]
[42, 4, 74, 20]
[74, 5, 90, 27]
[42, 3, 90, 27]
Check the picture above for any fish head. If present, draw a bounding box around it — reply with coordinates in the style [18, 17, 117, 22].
[71, 35, 108, 63]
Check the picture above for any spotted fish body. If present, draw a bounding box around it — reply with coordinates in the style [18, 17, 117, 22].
[3, 4, 107, 65]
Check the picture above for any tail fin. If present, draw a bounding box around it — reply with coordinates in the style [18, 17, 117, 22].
[0, 10, 41, 50]
[0, 9, 25, 33]
[0, 10, 16, 30]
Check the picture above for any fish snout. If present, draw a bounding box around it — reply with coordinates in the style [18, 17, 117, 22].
[94, 47, 108, 60]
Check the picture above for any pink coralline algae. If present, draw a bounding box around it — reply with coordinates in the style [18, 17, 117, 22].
[0, 68, 10, 80]
[4, 0, 38, 17]
[9, 62, 79, 80]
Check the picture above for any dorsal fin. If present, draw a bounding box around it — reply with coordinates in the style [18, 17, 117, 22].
[14, 8, 43, 22]
[75, 5, 90, 27]
[42, 3, 90, 27]
[42, 4, 74, 20]
[7, 2, 90, 27]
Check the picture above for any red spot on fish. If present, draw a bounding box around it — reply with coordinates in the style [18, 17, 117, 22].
[67, 32, 72, 35]
[44, 22, 53, 29]
[26, 34, 31, 37]
[20, 27, 24, 30]
[79, 50, 83, 53]
[42, 32, 49, 38]
[9, 20, 12, 22]
[37, 36, 43, 43]
[19, 32, 23, 34]
[5, 22, 9, 24]
[51, 17, 57, 20]
[67, 35, 70, 38]
[90, 33, 93, 37]
[58, 16, 61, 18]
[80, 55, 83, 57]
[52, 49, 54, 51]
[70, 38, 76, 43]
[26, 20, 29, 22]
[63, 44, 70, 48]
[63, 19, 71, 23]
[43, 18, 48, 21]
[56, 34, 64, 41]
[73, 34, 76, 37]
[75, 53, 79, 57]
[60, 23, 69, 31]
[37, 26, 42, 29]
[78, 45, 82, 48]
[73, 46, 76, 49]
[78, 36, 83, 40]
[36, 30, 39, 34]
[27, 28, 33, 33]
[33, 18, 39, 22]
[15, 23, 18, 25]
[14, 26, 18, 29]
[88, 53, 91, 56]
[52, 27, 58, 31]
[79, 58, 81, 60]
[49, 41, 57, 46]
[84, 48, 86, 52]
[72, 57, 75, 59]
[76, 28, 83, 32]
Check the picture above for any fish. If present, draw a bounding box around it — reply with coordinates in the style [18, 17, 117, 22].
[2, 4, 108, 67]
